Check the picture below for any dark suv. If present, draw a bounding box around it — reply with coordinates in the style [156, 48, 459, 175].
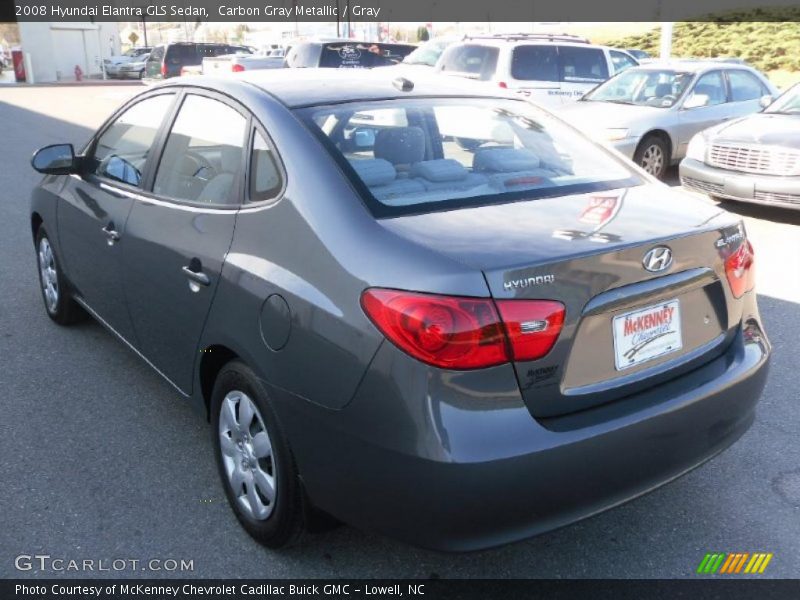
[145, 43, 253, 79]
[285, 40, 415, 69]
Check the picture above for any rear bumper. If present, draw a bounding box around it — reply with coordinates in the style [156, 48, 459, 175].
[680, 158, 800, 209]
[274, 316, 769, 552]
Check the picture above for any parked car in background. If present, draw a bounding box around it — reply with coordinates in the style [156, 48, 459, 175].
[117, 53, 150, 80]
[104, 46, 152, 78]
[397, 37, 458, 68]
[681, 82, 800, 209]
[28, 69, 769, 551]
[203, 49, 286, 75]
[434, 33, 639, 107]
[145, 43, 253, 80]
[284, 40, 415, 69]
[557, 61, 777, 179]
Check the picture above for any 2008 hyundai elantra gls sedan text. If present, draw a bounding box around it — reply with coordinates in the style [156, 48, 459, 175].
[29, 70, 770, 551]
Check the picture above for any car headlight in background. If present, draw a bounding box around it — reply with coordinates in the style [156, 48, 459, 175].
[602, 128, 630, 141]
[686, 134, 707, 162]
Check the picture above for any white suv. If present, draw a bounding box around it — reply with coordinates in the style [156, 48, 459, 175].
[434, 34, 638, 107]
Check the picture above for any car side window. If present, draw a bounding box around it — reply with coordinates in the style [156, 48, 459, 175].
[90, 94, 174, 188]
[686, 71, 727, 107]
[557, 46, 609, 83]
[609, 50, 637, 74]
[510, 46, 558, 81]
[249, 131, 283, 203]
[153, 94, 247, 205]
[728, 70, 767, 101]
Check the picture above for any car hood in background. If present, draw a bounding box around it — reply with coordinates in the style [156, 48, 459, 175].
[557, 100, 674, 133]
[709, 112, 800, 146]
[378, 183, 730, 273]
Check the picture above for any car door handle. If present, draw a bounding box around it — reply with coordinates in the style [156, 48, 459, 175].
[102, 224, 120, 244]
[182, 265, 210, 287]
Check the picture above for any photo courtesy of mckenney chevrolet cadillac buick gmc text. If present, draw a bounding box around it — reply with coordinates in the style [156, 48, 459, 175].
[27, 69, 769, 550]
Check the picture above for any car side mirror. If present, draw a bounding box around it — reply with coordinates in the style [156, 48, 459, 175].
[31, 144, 78, 175]
[683, 94, 710, 110]
[759, 94, 774, 109]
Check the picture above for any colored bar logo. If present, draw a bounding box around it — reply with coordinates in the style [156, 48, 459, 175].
[697, 552, 773, 574]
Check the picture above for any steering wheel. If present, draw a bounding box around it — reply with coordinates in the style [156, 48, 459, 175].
[181, 151, 217, 180]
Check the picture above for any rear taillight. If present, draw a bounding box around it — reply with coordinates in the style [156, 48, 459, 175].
[160, 63, 167, 77]
[231, 63, 245, 72]
[361, 289, 565, 370]
[498, 81, 508, 89]
[724, 240, 755, 298]
[495, 300, 565, 362]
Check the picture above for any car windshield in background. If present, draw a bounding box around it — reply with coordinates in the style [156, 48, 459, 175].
[320, 43, 414, 68]
[765, 84, 800, 115]
[583, 69, 694, 107]
[298, 98, 639, 215]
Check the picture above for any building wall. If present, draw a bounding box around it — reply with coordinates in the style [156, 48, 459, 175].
[18, 22, 120, 82]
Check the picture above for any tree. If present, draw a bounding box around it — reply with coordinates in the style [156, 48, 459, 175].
[417, 26, 430, 42]
[128, 31, 139, 47]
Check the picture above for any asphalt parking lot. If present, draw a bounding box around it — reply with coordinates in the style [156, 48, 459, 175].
[1, 84, 798, 579]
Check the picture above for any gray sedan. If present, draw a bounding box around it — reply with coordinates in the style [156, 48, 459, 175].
[681, 82, 800, 209]
[557, 62, 777, 179]
[27, 70, 769, 551]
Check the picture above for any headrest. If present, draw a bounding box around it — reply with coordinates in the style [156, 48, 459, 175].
[374, 127, 425, 165]
[220, 145, 241, 173]
[349, 158, 396, 186]
[409, 159, 468, 182]
[473, 148, 540, 172]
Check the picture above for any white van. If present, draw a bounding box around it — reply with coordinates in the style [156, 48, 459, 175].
[434, 34, 639, 108]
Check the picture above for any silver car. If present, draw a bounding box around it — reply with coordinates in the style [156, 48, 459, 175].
[557, 61, 777, 179]
[117, 54, 150, 79]
[681, 82, 800, 209]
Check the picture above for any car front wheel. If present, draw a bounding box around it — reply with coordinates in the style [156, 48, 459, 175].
[211, 361, 306, 548]
[634, 135, 669, 180]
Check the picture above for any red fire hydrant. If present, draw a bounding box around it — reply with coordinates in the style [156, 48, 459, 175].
[74, 64, 83, 81]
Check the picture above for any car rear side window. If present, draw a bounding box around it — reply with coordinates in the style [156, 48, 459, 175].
[90, 94, 174, 188]
[728, 70, 767, 101]
[148, 46, 164, 63]
[557, 46, 609, 82]
[249, 131, 282, 203]
[438, 45, 499, 81]
[511, 46, 558, 81]
[153, 95, 247, 205]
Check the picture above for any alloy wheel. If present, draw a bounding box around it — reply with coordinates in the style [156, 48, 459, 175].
[218, 390, 277, 521]
[640, 143, 665, 177]
[38, 237, 59, 313]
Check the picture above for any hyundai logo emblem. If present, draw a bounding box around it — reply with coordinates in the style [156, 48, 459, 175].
[643, 246, 673, 272]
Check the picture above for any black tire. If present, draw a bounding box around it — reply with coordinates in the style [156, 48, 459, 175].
[634, 134, 669, 180]
[34, 227, 85, 325]
[210, 360, 306, 548]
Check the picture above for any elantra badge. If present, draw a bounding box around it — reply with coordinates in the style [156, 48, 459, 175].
[643, 246, 673, 273]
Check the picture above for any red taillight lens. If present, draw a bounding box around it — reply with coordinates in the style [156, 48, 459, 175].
[231, 63, 245, 72]
[160, 63, 167, 77]
[361, 289, 565, 369]
[496, 300, 566, 361]
[724, 240, 755, 298]
[498, 81, 508, 89]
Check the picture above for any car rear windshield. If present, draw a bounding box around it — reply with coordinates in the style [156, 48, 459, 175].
[297, 98, 640, 216]
[511, 45, 609, 83]
[319, 43, 414, 68]
[438, 45, 500, 81]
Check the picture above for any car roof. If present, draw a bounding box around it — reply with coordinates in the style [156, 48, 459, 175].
[448, 35, 609, 51]
[235, 68, 511, 108]
[629, 60, 759, 74]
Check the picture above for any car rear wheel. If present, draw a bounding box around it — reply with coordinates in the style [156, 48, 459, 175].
[211, 361, 306, 548]
[35, 228, 85, 325]
[634, 135, 668, 180]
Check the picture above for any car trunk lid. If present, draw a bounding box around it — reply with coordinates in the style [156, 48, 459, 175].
[379, 184, 746, 417]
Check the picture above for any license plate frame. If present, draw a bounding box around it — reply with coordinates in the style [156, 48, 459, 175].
[612, 299, 683, 371]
